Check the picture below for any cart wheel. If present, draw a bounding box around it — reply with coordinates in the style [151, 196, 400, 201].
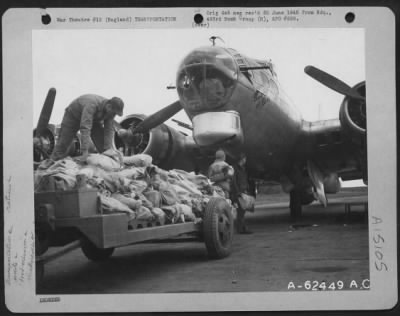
[203, 197, 234, 259]
[35, 230, 50, 256]
[36, 260, 44, 287]
[81, 238, 115, 261]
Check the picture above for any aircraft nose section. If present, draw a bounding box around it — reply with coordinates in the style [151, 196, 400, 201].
[176, 46, 238, 113]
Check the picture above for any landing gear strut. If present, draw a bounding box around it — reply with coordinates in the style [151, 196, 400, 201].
[289, 190, 302, 221]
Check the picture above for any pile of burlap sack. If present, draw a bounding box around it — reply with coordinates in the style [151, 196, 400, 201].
[34, 149, 228, 226]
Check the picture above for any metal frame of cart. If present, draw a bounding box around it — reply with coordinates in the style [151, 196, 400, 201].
[35, 189, 234, 285]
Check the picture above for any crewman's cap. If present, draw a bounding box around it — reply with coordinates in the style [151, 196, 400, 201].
[109, 97, 124, 116]
[215, 149, 226, 160]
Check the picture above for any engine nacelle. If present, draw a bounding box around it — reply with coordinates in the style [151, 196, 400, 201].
[339, 82, 366, 145]
[114, 114, 199, 171]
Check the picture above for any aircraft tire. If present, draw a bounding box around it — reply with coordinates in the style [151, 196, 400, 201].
[81, 237, 115, 261]
[35, 229, 50, 256]
[203, 197, 234, 259]
[35, 233, 46, 288]
[290, 190, 302, 221]
[36, 260, 45, 289]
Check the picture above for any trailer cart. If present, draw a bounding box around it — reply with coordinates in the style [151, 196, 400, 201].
[35, 188, 234, 285]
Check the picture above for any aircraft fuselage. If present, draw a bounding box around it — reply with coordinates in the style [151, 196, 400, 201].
[176, 46, 303, 180]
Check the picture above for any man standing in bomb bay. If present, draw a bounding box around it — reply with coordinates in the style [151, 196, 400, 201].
[51, 94, 124, 161]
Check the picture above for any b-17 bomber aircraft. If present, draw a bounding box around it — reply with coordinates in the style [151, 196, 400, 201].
[34, 37, 367, 220]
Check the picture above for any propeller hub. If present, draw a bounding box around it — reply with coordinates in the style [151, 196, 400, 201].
[117, 128, 142, 147]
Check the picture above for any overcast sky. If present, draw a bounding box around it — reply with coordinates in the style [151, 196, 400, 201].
[33, 27, 364, 126]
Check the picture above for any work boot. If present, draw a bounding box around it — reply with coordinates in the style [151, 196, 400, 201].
[239, 226, 253, 234]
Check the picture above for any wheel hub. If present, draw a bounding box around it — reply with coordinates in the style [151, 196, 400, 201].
[218, 211, 231, 245]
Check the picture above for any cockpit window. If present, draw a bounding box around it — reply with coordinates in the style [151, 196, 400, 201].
[179, 46, 238, 79]
[242, 71, 252, 83]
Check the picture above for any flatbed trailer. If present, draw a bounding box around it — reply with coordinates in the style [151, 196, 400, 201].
[34, 188, 234, 285]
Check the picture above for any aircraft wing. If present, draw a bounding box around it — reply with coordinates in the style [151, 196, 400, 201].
[298, 118, 367, 183]
[298, 66, 367, 188]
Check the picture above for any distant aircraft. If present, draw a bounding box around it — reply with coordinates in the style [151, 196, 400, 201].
[34, 38, 366, 219]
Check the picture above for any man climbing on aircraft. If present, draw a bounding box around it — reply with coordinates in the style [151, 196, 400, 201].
[208, 149, 234, 199]
[50, 94, 124, 161]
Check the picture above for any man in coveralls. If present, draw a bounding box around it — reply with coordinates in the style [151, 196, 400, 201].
[231, 153, 256, 234]
[208, 149, 234, 199]
[50, 94, 124, 161]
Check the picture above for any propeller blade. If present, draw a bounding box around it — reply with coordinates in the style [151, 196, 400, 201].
[36, 88, 56, 136]
[304, 66, 365, 101]
[132, 101, 183, 134]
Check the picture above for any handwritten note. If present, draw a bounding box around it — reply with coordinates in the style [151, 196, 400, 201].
[5, 226, 13, 286]
[5, 227, 35, 287]
[5, 176, 12, 213]
[4, 173, 36, 287]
